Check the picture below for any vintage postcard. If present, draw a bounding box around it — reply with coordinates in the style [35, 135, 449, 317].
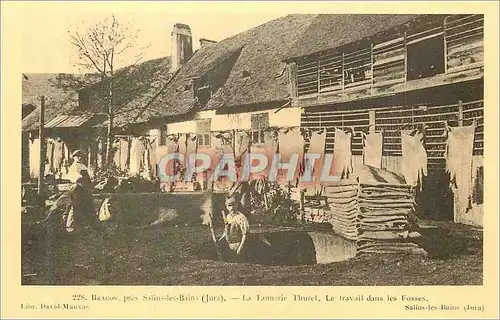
[1, 1, 499, 319]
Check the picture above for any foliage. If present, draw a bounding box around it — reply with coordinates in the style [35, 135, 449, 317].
[92, 164, 128, 182]
[250, 182, 301, 226]
[68, 14, 146, 75]
[62, 14, 150, 164]
[92, 163, 159, 193]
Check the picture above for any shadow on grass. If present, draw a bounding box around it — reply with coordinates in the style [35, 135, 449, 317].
[196, 231, 318, 266]
[416, 223, 482, 260]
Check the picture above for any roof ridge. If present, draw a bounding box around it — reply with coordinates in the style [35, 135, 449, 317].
[284, 14, 420, 60]
[206, 14, 317, 48]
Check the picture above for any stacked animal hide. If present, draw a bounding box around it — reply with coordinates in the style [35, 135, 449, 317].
[356, 182, 424, 255]
[321, 166, 426, 256]
[324, 183, 359, 240]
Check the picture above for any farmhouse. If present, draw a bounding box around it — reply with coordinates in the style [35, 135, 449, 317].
[22, 14, 484, 227]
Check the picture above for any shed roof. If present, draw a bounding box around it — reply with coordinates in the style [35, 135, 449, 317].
[44, 114, 97, 128]
[22, 73, 81, 131]
[22, 56, 172, 131]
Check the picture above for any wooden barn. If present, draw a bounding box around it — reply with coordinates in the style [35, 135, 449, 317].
[283, 14, 484, 226]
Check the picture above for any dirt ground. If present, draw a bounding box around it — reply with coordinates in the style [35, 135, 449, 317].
[21, 214, 483, 286]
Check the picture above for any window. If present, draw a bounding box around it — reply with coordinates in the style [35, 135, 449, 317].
[343, 46, 372, 88]
[197, 119, 211, 147]
[406, 34, 445, 80]
[251, 113, 269, 144]
[159, 126, 167, 146]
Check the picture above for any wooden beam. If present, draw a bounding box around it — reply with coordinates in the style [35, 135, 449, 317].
[444, 20, 448, 74]
[403, 30, 408, 87]
[38, 96, 45, 197]
[341, 52, 345, 92]
[406, 32, 444, 46]
[316, 59, 320, 94]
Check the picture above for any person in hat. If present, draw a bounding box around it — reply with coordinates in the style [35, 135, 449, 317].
[219, 197, 250, 259]
[64, 149, 95, 233]
[67, 150, 91, 185]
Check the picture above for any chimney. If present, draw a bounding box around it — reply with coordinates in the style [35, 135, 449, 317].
[170, 23, 193, 72]
[199, 38, 217, 47]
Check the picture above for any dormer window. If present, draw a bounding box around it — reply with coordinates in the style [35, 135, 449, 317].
[197, 85, 211, 106]
[78, 90, 90, 112]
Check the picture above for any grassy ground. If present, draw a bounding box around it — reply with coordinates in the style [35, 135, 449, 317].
[21, 213, 482, 286]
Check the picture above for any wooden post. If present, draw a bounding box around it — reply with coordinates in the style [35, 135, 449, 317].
[443, 17, 448, 74]
[316, 58, 321, 94]
[232, 129, 236, 161]
[37, 95, 46, 196]
[458, 100, 463, 126]
[370, 42, 374, 95]
[403, 30, 408, 87]
[88, 139, 92, 167]
[341, 52, 345, 92]
[97, 136, 103, 169]
[288, 62, 298, 98]
[369, 110, 376, 134]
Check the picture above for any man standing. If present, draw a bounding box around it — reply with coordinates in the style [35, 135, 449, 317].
[65, 150, 95, 233]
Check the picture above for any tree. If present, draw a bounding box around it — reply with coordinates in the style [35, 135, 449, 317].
[61, 14, 148, 164]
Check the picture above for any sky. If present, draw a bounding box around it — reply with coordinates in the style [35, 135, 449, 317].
[9, 1, 480, 74]
[16, 2, 302, 74]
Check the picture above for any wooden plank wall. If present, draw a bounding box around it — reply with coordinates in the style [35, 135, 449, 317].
[297, 55, 319, 96]
[319, 51, 343, 94]
[301, 99, 484, 173]
[301, 108, 370, 155]
[445, 15, 484, 74]
[295, 14, 484, 100]
[372, 34, 405, 93]
[375, 100, 483, 170]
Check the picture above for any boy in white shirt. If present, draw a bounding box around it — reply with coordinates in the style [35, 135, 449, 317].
[219, 197, 250, 258]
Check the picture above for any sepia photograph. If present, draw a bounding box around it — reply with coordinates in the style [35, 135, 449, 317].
[18, 6, 486, 289]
